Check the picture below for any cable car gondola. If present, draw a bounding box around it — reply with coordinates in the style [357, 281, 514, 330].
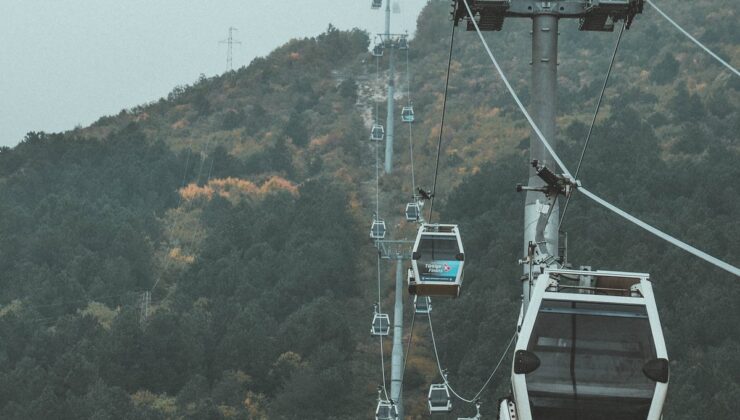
[428, 383, 452, 413]
[371, 0, 383, 10]
[370, 218, 386, 239]
[409, 224, 464, 297]
[371, 311, 390, 336]
[401, 106, 414, 123]
[371, 124, 385, 141]
[404, 201, 420, 221]
[376, 399, 398, 420]
[414, 295, 431, 314]
[503, 268, 669, 420]
[372, 44, 384, 57]
[397, 37, 408, 50]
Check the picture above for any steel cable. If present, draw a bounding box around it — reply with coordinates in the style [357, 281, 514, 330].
[647, 0, 739, 77]
[427, 21, 456, 223]
[559, 21, 625, 229]
[427, 311, 516, 403]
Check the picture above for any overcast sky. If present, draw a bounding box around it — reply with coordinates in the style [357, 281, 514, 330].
[0, 0, 427, 147]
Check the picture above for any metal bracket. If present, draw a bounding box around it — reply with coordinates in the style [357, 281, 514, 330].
[531, 159, 579, 197]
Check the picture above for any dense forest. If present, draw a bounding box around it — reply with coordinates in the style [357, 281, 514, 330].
[0, 0, 737, 418]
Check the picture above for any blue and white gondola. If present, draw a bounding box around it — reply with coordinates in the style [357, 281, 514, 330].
[409, 224, 464, 297]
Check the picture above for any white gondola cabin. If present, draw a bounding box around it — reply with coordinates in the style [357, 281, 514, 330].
[414, 295, 432, 314]
[376, 399, 398, 420]
[371, 312, 390, 336]
[405, 202, 420, 221]
[401, 106, 414, 123]
[504, 268, 669, 420]
[398, 37, 408, 50]
[428, 384, 452, 413]
[409, 224, 464, 297]
[371, 124, 385, 141]
[372, 44, 384, 57]
[370, 218, 386, 239]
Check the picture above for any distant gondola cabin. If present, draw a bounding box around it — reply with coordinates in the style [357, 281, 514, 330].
[372, 44, 384, 57]
[401, 106, 414, 123]
[405, 202, 420, 221]
[371, 124, 385, 141]
[428, 384, 452, 413]
[370, 219, 386, 239]
[371, 312, 390, 336]
[414, 295, 432, 314]
[375, 399, 398, 420]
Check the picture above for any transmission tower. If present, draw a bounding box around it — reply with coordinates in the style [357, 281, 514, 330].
[219, 26, 242, 71]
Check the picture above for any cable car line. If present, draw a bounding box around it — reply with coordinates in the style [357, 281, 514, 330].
[151, 127, 219, 294]
[427, 21, 457, 224]
[371, 55, 391, 399]
[150, 140, 195, 293]
[375, 142, 391, 401]
[646, 0, 740, 77]
[580, 187, 740, 276]
[427, 310, 516, 404]
[400, 309, 415, 383]
[379, 331, 391, 401]
[461, 0, 740, 277]
[559, 21, 626, 229]
[405, 41, 416, 196]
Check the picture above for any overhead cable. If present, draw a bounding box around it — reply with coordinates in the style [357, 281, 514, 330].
[646, 0, 740, 77]
[150, 142, 194, 293]
[406, 46, 417, 194]
[427, 311, 516, 403]
[375, 140, 390, 399]
[400, 308, 416, 383]
[580, 187, 740, 277]
[461, 0, 740, 277]
[559, 21, 625, 228]
[428, 21, 457, 223]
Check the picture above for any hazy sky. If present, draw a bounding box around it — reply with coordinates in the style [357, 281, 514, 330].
[0, 0, 427, 147]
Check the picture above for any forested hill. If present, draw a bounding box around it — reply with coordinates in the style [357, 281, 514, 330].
[0, 0, 738, 418]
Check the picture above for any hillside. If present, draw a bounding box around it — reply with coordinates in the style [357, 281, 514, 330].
[0, 0, 738, 418]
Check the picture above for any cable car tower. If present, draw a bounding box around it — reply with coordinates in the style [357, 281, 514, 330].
[451, 0, 643, 277]
[449, 1, 670, 419]
[373, 238, 414, 419]
[371, 0, 409, 174]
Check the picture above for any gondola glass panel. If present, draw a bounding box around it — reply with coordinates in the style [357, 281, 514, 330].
[525, 300, 656, 419]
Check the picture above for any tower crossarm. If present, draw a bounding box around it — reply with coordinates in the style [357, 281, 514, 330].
[451, 0, 644, 31]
